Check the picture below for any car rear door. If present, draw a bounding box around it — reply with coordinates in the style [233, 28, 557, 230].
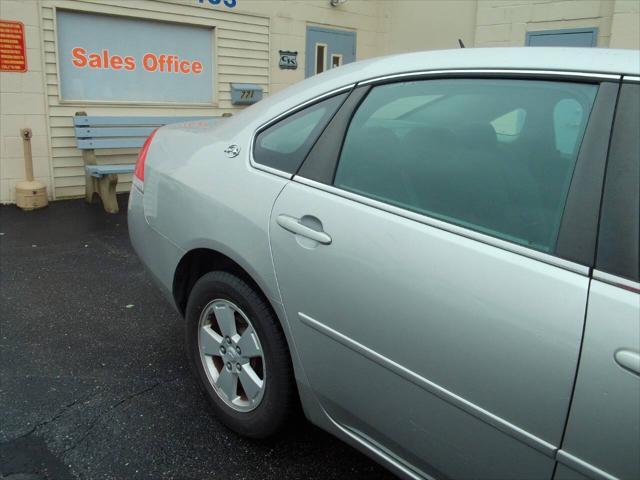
[268, 73, 619, 479]
[554, 79, 640, 480]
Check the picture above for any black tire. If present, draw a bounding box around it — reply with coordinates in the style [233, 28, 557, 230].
[185, 271, 296, 439]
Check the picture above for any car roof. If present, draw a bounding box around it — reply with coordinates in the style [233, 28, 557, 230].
[233, 48, 640, 130]
[352, 47, 638, 78]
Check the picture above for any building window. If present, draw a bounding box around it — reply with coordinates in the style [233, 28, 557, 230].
[526, 27, 598, 47]
[55, 9, 214, 104]
[331, 54, 342, 69]
[315, 43, 327, 74]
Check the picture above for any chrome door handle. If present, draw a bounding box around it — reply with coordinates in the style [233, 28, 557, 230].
[276, 214, 332, 245]
[615, 349, 640, 377]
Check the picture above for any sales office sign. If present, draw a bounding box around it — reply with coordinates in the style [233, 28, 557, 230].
[56, 10, 213, 103]
[70, 49, 204, 75]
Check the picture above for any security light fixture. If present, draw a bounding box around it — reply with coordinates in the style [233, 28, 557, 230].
[330, 0, 347, 6]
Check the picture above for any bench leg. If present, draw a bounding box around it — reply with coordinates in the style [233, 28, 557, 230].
[86, 175, 97, 203]
[82, 148, 98, 203]
[96, 174, 119, 214]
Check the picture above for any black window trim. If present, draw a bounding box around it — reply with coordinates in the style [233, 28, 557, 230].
[295, 70, 622, 272]
[249, 84, 355, 179]
[554, 80, 619, 265]
[593, 79, 640, 284]
[296, 85, 371, 181]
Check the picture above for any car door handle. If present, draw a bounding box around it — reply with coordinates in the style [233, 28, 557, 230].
[276, 214, 332, 245]
[614, 349, 640, 377]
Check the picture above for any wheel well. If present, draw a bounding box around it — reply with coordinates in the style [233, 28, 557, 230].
[173, 248, 267, 317]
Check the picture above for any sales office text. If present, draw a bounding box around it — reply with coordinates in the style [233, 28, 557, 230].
[71, 48, 204, 75]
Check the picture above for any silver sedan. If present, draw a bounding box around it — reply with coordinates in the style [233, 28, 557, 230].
[128, 48, 640, 480]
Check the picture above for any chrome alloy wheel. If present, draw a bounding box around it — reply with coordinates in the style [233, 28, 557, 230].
[198, 299, 266, 412]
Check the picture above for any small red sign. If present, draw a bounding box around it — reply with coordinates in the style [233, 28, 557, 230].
[0, 20, 27, 72]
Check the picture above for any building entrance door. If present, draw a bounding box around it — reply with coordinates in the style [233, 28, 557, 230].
[305, 26, 356, 78]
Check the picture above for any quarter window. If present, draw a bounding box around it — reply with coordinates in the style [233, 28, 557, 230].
[334, 79, 597, 253]
[253, 93, 347, 174]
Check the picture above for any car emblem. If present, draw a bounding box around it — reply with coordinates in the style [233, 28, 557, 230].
[224, 144, 240, 158]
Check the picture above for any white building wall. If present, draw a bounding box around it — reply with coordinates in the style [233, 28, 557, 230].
[610, 0, 640, 48]
[382, 0, 478, 52]
[0, 0, 53, 204]
[41, 0, 270, 199]
[1, 0, 639, 204]
[474, 0, 617, 47]
[241, 0, 385, 94]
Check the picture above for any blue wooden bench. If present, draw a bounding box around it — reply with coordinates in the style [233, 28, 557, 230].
[74, 112, 219, 213]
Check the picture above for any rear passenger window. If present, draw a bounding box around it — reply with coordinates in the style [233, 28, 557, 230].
[334, 79, 597, 253]
[253, 93, 347, 174]
[554, 98, 585, 155]
[492, 108, 526, 143]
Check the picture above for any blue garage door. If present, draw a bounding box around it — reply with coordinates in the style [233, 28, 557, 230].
[526, 28, 598, 47]
[305, 26, 356, 78]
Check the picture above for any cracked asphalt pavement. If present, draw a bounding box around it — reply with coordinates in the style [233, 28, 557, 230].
[0, 196, 395, 480]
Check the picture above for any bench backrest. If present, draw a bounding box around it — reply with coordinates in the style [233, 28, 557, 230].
[73, 114, 218, 150]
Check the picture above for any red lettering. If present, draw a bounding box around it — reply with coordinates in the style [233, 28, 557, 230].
[72, 50, 202, 74]
[88, 53, 101, 68]
[124, 56, 135, 71]
[142, 53, 157, 72]
[110, 55, 123, 70]
[179, 60, 190, 74]
[71, 47, 87, 68]
[167, 55, 177, 73]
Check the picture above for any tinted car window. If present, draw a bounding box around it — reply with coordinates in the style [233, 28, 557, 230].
[491, 108, 526, 143]
[554, 98, 586, 155]
[254, 93, 347, 174]
[334, 79, 597, 253]
[596, 82, 639, 281]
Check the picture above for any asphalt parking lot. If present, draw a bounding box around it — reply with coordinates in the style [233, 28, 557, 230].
[0, 195, 395, 480]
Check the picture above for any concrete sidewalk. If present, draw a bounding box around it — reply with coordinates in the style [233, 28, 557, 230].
[0, 196, 393, 480]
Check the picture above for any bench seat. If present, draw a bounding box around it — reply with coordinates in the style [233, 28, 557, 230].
[85, 164, 136, 178]
[74, 112, 218, 213]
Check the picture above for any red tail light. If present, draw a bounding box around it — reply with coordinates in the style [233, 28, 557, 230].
[133, 128, 159, 191]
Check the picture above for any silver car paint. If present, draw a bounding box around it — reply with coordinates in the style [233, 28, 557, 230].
[268, 180, 587, 479]
[127, 48, 640, 480]
[555, 278, 640, 480]
[554, 464, 591, 480]
[127, 116, 337, 444]
[128, 186, 184, 306]
[141, 118, 288, 305]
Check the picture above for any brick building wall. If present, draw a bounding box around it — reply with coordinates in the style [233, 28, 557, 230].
[0, 0, 53, 204]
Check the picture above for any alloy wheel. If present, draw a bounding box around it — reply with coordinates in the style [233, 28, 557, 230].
[198, 299, 266, 412]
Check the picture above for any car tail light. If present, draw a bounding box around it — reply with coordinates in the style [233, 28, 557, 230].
[133, 128, 159, 192]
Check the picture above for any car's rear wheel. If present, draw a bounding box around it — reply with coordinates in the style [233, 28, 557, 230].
[185, 271, 295, 438]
